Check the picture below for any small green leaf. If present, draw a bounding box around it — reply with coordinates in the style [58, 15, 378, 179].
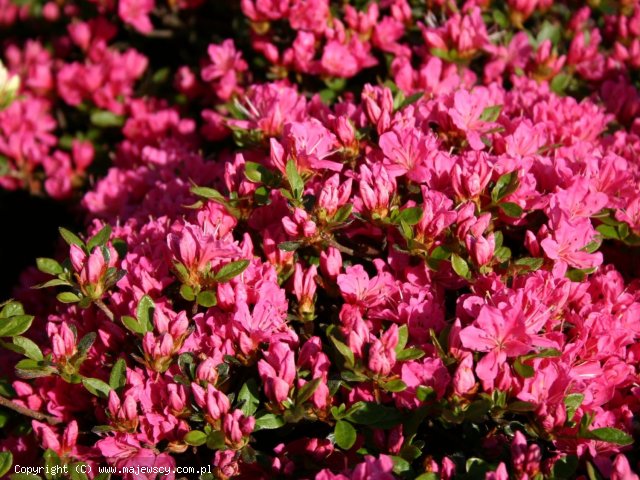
[513, 357, 534, 378]
[551, 73, 572, 95]
[57, 292, 81, 303]
[77, 332, 96, 355]
[254, 413, 285, 430]
[332, 204, 353, 224]
[87, 225, 112, 251]
[90, 110, 124, 128]
[237, 379, 260, 417]
[499, 202, 523, 218]
[479, 104, 502, 123]
[196, 290, 217, 308]
[296, 378, 322, 404]
[244, 162, 265, 183]
[514, 257, 544, 271]
[12, 336, 43, 361]
[398, 207, 423, 226]
[564, 393, 584, 421]
[396, 347, 425, 361]
[0, 315, 34, 337]
[380, 379, 407, 392]
[551, 455, 578, 479]
[286, 160, 304, 200]
[36, 258, 63, 275]
[329, 335, 355, 369]
[451, 254, 470, 279]
[596, 224, 620, 240]
[82, 377, 112, 398]
[0, 451, 12, 478]
[206, 430, 226, 450]
[109, 358, 127, 390]
[190, 186, 225, 202]
[507, 401, 537, 412]
[215, 260, 250, 283]
[136, 295, 155, 332]
[395, 325, 408, 353]
[59, 227, 85, 248]
[179, 284, 195, 301]
[587, 427, 633, 445]
[121, 315, 145, 335]
[334, 421, 357, 450]
[491, 171, 519, 203]
[278, 241, 301, 252]
[346, 402, 404, 429]
[1, 301, 24, 318]
[184, 430, 207, 446]
[416, 386, 435, 402]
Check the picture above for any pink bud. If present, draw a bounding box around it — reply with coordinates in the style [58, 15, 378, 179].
[69, 244, 86, 273]
[206, 385, 230, 421]
[465, 233, 495, 267]
[320, 247, 342, 280]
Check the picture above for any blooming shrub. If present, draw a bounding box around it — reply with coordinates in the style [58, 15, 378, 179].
[1, 1, 640, 479]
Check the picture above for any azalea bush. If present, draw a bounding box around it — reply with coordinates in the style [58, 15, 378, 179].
[1, 0, 640, 479]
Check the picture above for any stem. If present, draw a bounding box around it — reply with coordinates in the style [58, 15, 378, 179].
[0, 395, 62, 425]
[94, 299, 115, 322]
[328, 239, 356, 257]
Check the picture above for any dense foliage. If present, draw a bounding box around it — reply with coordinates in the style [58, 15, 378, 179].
[0, 0, 640, 479]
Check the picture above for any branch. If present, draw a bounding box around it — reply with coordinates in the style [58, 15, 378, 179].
[0, 395, 62, 425]
[94, 299, 115, 322]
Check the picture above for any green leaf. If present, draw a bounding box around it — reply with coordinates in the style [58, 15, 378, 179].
[12, 336, 43, 361]
[121, 315, 145, 335]
[380, 379, 407, 392]
[286, 160, 304, 200]
[136, 295, 155, 332]
[0, 302, 24, 318]
[191, 186, 225, 202]
[329, 335, 355, 369]
[87, 225, 112, 251]
[0, 315, 34, 337]
[69, 463, 89, 480]
[514, 257, 544, 271]
[215, 260, 250, 283]
[296, 378, 322, 404]
[90, 110, 124, 128]
[596, 224, 620, 240]
[77, 332, 96, 355]
[513, 357, 534, 378]
[179, 284, 195, 301]
[184, 430, 208, 446]
[332, 204, 353, 224]
[109, 358, 127, 390]
[36, 258, 63, 275]
[244, 162, 266, 183]
[587, 427, 633, 445]
[10, 474, 41, 480]
[33, 278, 73, 289]
[82, 377, 112, 398]
[396, 347, 425, 361]
[398, 207, 423, 226]
[334, 421, 357, 450]
[451, 254, 470, 279]
[499, 202, 523, 218]
[564, 393, 584, 421]
[507, 401, 537, 412]
[479, 104, 502, 123]
[59, 227, 84, 248]
[254, 413, 285, 430]
[346, 402, 404, 429]
[237, 379, 260, 417]
[400, 92, 424, 109]
[395, 325, 408, 353]
[551, 455, 579, 479]
[57, 292, 81, 303]
[196, 290, 217, 308]
[416, 386, 435, 402]
[206, 430, 226, 450]
[491, 171, 519, 203]
[15, 359, 55, 379]
[551, 73, 572, 95]
[0, 451, 12, 478]
[278, 241, 301, 252]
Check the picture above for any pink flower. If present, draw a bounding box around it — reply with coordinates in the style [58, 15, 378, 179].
[459, 305, 532, 382]
[202, 40, 247, 101]
[118, 0, 155, 34]
[258, 342, 296, 403]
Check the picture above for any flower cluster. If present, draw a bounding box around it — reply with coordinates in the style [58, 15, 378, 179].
[1, 1, 640, 480]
